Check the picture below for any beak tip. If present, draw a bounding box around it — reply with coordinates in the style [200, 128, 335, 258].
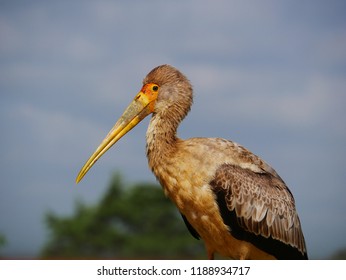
[75, 172, 84, 184]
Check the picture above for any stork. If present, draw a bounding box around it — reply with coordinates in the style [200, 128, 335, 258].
[76, 64, 308, 259]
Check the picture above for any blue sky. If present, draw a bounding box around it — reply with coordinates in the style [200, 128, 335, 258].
[1, 0, 345, 259]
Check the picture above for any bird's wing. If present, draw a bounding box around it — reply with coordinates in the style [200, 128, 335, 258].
[210, 163, 308, 259]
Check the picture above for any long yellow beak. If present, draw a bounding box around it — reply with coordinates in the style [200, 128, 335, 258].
[76, 84, 158, 183]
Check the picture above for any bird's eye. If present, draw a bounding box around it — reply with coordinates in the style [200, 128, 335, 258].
[152, 85, 159, 91]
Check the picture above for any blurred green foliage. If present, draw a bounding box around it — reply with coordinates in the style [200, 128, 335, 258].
[41, 173, 204, 259]
[0, 233, 6, 249]
[330, 248, 346, 260]
[0, 233, 6, 259]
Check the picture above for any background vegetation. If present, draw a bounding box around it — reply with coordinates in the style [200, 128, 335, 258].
[41, 173, 204, 259]
[1, 172, 345, 259]
[0, 233, 6, 258]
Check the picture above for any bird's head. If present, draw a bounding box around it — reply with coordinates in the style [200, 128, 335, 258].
[76, 64, 193, 183]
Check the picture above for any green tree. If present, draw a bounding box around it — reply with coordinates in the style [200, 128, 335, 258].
[330, 248, 346, 260]
[41, 173, 204, 259]
[0, 233, 6, 255]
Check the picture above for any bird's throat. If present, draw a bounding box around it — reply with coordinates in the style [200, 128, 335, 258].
[147, 113, 178, 150]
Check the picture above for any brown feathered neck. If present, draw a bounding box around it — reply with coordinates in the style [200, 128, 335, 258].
[144, 65, 193, 161]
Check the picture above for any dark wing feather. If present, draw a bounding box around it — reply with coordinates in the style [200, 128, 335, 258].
[181, 213, 200, 240]
[210, 164, 308, 259]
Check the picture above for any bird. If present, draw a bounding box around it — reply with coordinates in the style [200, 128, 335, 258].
[76, 64, 308, 260]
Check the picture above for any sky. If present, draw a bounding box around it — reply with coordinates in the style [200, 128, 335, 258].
[0, 0, 345, 259]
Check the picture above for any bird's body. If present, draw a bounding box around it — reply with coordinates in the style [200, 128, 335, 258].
[77, 64, 308, 259]
[148, 136, 277, 259]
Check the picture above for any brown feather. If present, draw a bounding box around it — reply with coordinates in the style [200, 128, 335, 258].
[210, 163, 308, 259]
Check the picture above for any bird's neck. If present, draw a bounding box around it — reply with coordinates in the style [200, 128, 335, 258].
[146, 111, 181, 172]
[146, 112, 179, 150]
